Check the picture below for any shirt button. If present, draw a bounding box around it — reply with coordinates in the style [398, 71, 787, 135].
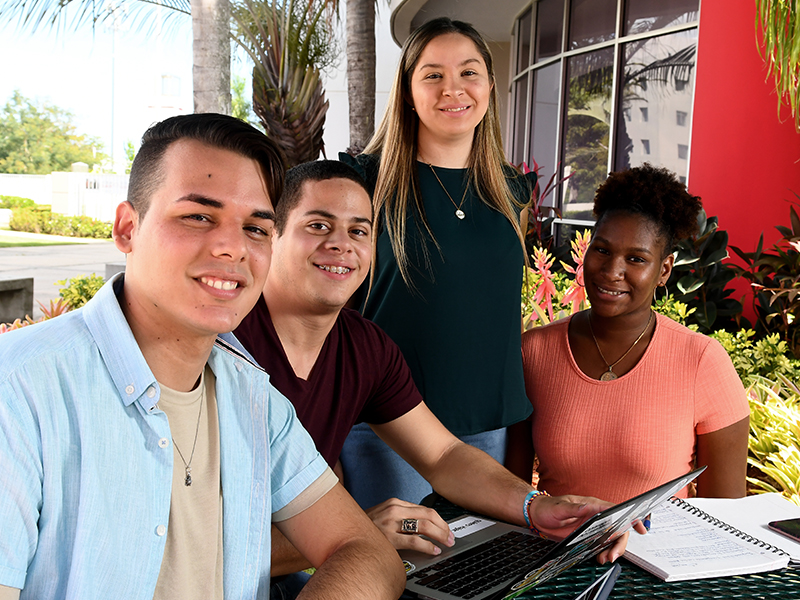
[158, 438, 169, 449]
[235, 361, 243, 372]
[125, 385, 135, 395]
[156, 525, 167, 536]
[147, 387, 156, 398]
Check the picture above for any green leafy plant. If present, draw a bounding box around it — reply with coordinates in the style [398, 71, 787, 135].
[666, 209, 743, 333]
[10, 207, 112, 238]
[731, 202, 800, 357]
[747, 375, 800, 505]
[755, 0, 800, 132]
[0, 195, 36, 209]
[712, 329, 800, 383]
[57, 274, 105, 310]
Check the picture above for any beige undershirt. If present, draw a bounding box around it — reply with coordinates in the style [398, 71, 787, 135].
[153, 367, 224, 600]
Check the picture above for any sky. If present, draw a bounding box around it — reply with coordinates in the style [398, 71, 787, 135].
[0, 4, 401, 172]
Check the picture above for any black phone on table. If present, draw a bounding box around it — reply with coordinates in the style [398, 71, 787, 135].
[768, 517, 800, 543]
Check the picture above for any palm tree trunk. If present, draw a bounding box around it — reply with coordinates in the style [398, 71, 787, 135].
[191, 0, 232, 114]
[345, 0, 375, 154]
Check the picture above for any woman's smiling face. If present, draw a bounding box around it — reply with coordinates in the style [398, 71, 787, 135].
[409, 33, 493, 147]
[583, 211, 674, 321]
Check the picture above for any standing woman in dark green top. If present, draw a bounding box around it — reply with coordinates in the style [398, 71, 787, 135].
[339, 17, 535, 508]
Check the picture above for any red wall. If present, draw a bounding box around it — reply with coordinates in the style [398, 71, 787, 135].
[689, 0, 800, 315]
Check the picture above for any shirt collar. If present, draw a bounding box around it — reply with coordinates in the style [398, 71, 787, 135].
[82, 273, 161, 411]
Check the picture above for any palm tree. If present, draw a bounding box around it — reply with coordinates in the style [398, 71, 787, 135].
[344, 0, 375, 154]
[232, 0, 337, 166]
[756, 0, 800, 132]
[0, 0, 231, 114]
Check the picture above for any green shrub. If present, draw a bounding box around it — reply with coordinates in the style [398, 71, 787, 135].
[747, 376, 800, 505]
[57, 274, 105, 309]
[711, 329, 800, 383]
[10, 207, 112, 239]
[0, 195, 36, 209]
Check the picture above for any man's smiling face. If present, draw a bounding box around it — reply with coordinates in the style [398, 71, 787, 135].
[267, 177, 373, 314]
[114, 138, 275, 342]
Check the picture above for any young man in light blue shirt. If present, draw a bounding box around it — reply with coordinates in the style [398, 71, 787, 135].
[0, 114, 405, 600]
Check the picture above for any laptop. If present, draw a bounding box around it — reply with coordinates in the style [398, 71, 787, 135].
[401, 467, 704, 600]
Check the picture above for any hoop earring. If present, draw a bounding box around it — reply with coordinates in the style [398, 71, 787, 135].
[653, 282, 666, 304]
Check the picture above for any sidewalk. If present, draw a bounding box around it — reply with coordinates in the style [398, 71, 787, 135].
[0, 231, 125, 319]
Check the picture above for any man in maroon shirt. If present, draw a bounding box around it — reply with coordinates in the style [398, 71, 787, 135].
[234, 160, 633, 585]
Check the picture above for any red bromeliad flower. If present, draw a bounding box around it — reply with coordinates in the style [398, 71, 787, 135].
[532, 246, 557, 320]
[561, 229, 592, 313]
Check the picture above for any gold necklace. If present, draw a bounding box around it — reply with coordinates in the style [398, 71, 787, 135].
[426, 162, 469, 220]
[588, 310, 654, 381]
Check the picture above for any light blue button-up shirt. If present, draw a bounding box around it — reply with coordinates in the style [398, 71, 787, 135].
[0, 276, 328, 599]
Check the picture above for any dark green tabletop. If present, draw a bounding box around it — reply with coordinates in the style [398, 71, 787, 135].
[422, 494, 800, 599]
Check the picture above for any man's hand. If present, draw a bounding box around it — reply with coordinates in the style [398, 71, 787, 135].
[527, 494, 647, 563]
[367, 498, 455, 555]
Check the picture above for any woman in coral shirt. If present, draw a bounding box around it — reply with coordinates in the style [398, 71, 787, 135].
[507, 164, 750, 503]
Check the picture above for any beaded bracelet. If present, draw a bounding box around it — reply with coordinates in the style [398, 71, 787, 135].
[523, 489, 550, 538]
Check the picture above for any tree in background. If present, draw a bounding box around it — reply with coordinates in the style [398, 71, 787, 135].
[233, 0, 337, 166]
[0, 91, 107, 174]
[345, 0, 375, 154]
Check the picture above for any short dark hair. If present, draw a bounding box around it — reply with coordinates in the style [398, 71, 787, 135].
[275, 160, 371, 235]
[127, 113, 286, 218]
[593, 163, 702, 257]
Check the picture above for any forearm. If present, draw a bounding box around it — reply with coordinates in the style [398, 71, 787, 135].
[271, 525, 313, 577]
[424, 441, 532, 527]
[297, 538, 405, 600]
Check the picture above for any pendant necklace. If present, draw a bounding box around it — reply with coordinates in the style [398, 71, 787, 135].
[588, 310, 654, 381]
[427, 162, 469, 220]
[172, 385, 205, 486]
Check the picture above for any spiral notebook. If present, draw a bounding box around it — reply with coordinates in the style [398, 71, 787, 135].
[624, 496, 790, 581]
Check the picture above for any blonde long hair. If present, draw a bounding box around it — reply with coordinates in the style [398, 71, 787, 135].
[364, 17, 527, 287]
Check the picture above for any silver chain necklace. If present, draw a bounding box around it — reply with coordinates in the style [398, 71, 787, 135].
[172, 386, 205, 486]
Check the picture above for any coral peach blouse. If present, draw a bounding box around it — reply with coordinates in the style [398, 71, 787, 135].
[521, 313, 749, 504]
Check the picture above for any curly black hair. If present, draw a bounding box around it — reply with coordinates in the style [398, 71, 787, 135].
[593, 163, 702, 257]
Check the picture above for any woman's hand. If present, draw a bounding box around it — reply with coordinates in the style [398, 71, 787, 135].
[527, 494, 647, 563]
[366, 498, 455, 555]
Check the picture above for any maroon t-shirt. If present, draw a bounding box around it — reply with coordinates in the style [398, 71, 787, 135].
[234, 296, 424, 467]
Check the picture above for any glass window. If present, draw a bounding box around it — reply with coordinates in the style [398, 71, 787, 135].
[614, 28, 697, 174]
[562, 47, 614, 220]
[528, 62, 562, 203]
[517, 8, 533, 74]
[511, 1, 700, 226]
[625, 0, 700, 36]
[569, 0, 617, 50]
[535, 0, 565, 60]
[512, 74, 530, 164]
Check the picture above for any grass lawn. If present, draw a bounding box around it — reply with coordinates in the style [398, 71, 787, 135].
[0, 232, 87, 248]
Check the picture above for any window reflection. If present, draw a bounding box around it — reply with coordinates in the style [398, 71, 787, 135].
[562, 48, 614, 220]
[529, 62, 562, 208]
[536, 0, 565, 60]
[569, 0, 616, 50]
[512, 74, 530, 164]
[517, 8, 532, 74]
[614, 29, 697, 176]
[625, 0, 700, 36]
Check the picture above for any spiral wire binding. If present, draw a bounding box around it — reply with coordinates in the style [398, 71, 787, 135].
[668, 497, 789, 556]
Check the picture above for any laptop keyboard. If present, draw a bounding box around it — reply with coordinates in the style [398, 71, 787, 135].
[406, 530, 552, 599]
